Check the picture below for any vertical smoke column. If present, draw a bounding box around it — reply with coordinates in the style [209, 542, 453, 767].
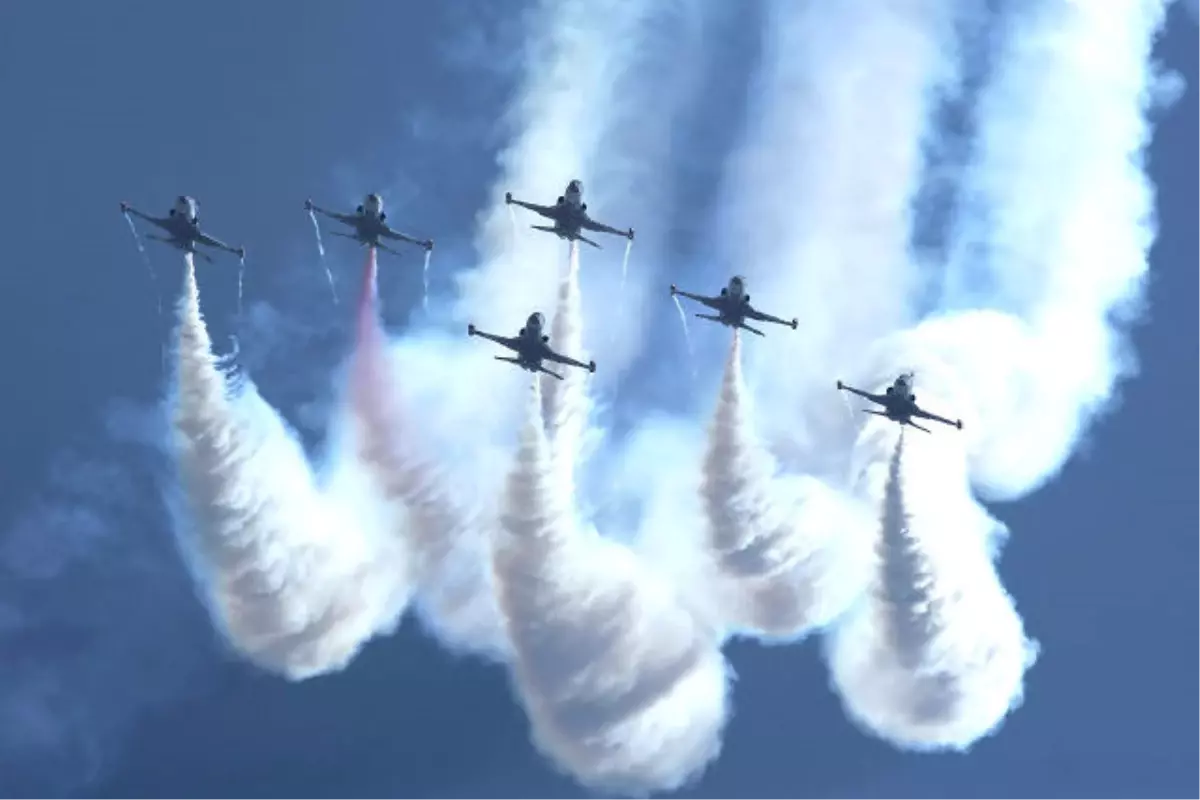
[349, 248, 509, 660]
[171, 254, 408, 679]
[701, 333, 871, 638]
[825, 422, 1037, 749]
[495, 380, 730, 794]
[539, 242, 593, 501]
[713, 0, 956, 462]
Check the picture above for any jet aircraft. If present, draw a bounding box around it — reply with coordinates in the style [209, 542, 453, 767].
[505, 180, 634, 249]
[836, 372, 964, 433]
[670, 275, 798, 336]
[120, 196, 245, 262]
[305, 193, 433, 257]
[467, 312, 596, 380]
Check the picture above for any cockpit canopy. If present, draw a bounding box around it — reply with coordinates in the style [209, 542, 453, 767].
[527, 311, 546, 331]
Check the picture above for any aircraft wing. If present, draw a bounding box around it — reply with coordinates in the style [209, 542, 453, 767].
[195, 230, 243, 256]
[837, 382, 888, 406]
[912, 405, 962, 429]
[672, 288, 723, 311]
[472, 328, 522, 351]
[580, 216, 632, 238]
[309, 204, 359, 226]
[123, 206, 173, 232]
[508, 196, 559, 219]
[542, 345, 593, 372]
[380, 224, 432, 249]
[745, 305, 798, 328]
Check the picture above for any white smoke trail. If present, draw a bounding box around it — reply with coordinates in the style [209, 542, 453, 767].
[494, 381, 730, 794]
[937, 0, 1173, 497]
[421, 248, 432, 312]
[350, 250, 510, 661]
[821, 0, 1172, 744]
[538, 242, 594, 502]
[825, 426, 1037, 749]
[715, 0, 958, 469]
[701, 333, 872, 638]
[171, 253, 411, 679]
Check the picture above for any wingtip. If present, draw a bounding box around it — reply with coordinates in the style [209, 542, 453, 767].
[467, 323, 476, 336]
[669, 283, 677, 295]
[836, 379, 844, 390]
[504, 191, 513, 204]
[588, 360, 597, 373]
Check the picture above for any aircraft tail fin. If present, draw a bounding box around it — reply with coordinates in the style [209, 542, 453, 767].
[531, 225, 558, 234]
[375, 241, 405, 258]
[577, 235, 602, 249]
[494, 356, 521, 366]
[538, 365, 565, 381]
[695, 313, 722, 324]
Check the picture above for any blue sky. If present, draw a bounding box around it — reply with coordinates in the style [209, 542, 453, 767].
[0, 1, 1195, 797]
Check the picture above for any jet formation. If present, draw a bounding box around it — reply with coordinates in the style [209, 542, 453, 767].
[120, 182, 963, 433]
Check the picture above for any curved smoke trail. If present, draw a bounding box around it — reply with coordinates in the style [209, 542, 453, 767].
[825, 424, 1036, 749]
[494, 380, 730, 795]
[171, 253, 411, 679]
[714, 0, 958, 468]
[701, 333, 872, 638]
[937, 0, 1173, 498]
[539, 242, 594, 502]
[349, 249, 509, 661]
[820, 0, 1171, 748]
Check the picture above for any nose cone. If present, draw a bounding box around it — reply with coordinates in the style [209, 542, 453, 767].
[567, 180, 582, 193]
[529, 312, 546, 329]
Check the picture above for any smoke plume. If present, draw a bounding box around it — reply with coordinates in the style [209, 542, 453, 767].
[348, 248, 509, 661]
[825, 422, 1036, 749]
[494, 380, 730, 795]
[701, 332, 872, 638]
[170, 254, 411, 679]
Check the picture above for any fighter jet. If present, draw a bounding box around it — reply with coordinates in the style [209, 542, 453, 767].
[467, 312, 596, 380]
[670, 275, 798, 336]
[505, 180, 634, 249]
[836, 372, 963, 433]
[305, 193, 433, 257]
[120, 196, 245, 263]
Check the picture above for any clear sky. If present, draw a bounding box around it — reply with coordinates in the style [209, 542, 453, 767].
[0, 1, 1195, 797]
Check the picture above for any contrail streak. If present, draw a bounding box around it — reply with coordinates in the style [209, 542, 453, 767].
[349, 248, 509, 661]
[170, 253, 410, 679]
[701, 333, 872, 638]
[825, 426, 1036, 749]
[494, 381, 730, 794]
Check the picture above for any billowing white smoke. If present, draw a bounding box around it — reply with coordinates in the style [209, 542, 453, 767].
[539, 242, 595, 502]
[938, 0, 1172, 497]
[493, 380, 730, 795]
[381, 0, 703, 656]
[349, 251, 510, 661]
[825, 420, 1036, 749]
[824, 0, 1172, 748]
[700, 332, 873, 638]
[171, 254, 411, 679]
[714, 0, 958, 469]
